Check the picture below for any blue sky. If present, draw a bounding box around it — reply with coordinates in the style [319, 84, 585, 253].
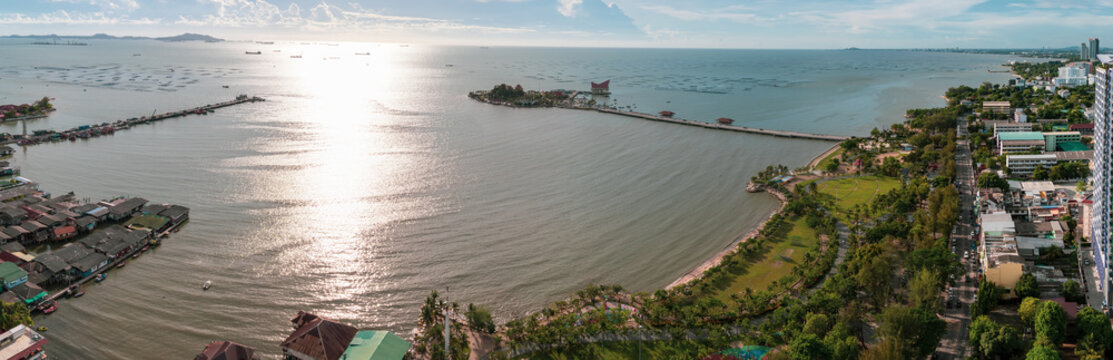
[0, 0, 1111, 48]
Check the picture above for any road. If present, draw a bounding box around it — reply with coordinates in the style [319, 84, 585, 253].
[935, 116, 980, 359]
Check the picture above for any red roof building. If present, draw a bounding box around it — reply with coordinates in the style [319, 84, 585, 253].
[281, 311, 358, 360]
[590, 80, 610, 95]
[1069, 123, 1094, 135]
[195, 341, 257, 360]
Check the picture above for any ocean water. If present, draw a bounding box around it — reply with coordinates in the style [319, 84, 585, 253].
[0, 40, 1013, 358]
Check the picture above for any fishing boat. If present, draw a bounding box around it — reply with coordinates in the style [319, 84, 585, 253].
[141, 245, 149, 252]
[116, 261, 126, 268]
[131, 251, 141, 259]
[36, 326, 47, 332]
[203, 280, 212, 290]
[40, 301, 57, 314]
[95, 273, 107, 282]
[717, 117, 734, 125]
[245, 51, 262, 55]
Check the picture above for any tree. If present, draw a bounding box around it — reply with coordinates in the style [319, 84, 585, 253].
[857, 254, 893, 309]
[1019, 297, 1041, 327]
[1061, 280, 1083, 303]
[969, 316, 1023, 360]
[1078, 180, 1090, 193]
[826, 158, 841, 174]
[802, 313, 833, 336]
[1014, 273, 1040, 299]
[877, 305, 946, 359]
[905, 247, 961, 284]
[1026, 345, 1061, 360]
[1076, 307, 1113, 357]
[909, 269, 941, 313]
[1035, 300, 1067, 346]
[977, 172, 1009, 191]
[0, 302, 30, 332]
[972, 280, 1002, 319]
[790, 333, 831, 360]
[1033, 165, 1050, 180]
[465, 303, 496, 334]
[860, 339, 904, 360]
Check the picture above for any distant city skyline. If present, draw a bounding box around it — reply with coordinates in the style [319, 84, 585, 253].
[3, 0, 1113, 49]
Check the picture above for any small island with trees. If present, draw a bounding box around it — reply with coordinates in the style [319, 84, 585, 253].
[0, 97, 55, 122]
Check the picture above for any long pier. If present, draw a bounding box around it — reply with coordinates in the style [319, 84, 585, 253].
[593, 108, 851, 141]
[7, 95, 265, 147]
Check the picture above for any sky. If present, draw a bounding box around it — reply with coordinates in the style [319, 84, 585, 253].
[1, 0, 1112, 48]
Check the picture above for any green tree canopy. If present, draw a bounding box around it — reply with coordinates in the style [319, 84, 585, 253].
[1014, 273, 1039, 299]
[1019, 297, 1041, 327]
[1076, 307, 1113, 357]
[0, 301, 30, 332]
[1026, 345, 1061, 360]
[1035, 300, 1067, 346]
[790, 333, 832, 360]
[878, 305, 946, 359]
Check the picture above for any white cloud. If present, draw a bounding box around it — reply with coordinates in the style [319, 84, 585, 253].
[0, 10, 157, 25]
[641, 5, 761, 23]
[557, 0, 581, 17]
[48, 0, 141, 11]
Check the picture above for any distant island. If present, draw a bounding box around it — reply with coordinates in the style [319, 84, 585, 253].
[3, 33, 224, 42]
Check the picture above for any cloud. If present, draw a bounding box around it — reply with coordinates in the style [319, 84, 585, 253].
[0, 10, 158, 25]
[48, 0, 141, 11]
[641, 5, 762, 23]
[177, 0, 534, 35]
[557, 0, 582, 17]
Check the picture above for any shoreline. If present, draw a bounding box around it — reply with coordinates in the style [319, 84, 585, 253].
[806, 143, 841, 170]
[665, 187, 788, 290]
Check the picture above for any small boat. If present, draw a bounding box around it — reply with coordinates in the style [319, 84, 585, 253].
[72, 289, 85, 298]
[36, 326, 47, 332]
[222, 85, 229, 88]
[445, 64, 454, 67]
[116, 261, 126, 268]
[95, 273, 107, 282]
[245, 51, 262, 55]
[141, 245, 149, 252]
[132, 53, 141, 56]
[40, 301, 57, 314]
[354, 52, 370, 56]
[202, 280, 211, 290]
[131, 252, 141, 259]
[717, 117, 734, 125]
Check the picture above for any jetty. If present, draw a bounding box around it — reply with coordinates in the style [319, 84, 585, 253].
[9, 95, 265, 146]
[594, 108, 850, 141]
[469, 87, 851, 142]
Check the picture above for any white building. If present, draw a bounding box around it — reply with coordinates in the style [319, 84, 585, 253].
[1055, 63, 1090, 87]
[1093, 54, 1113, 306]
[1015, 108, 1028, 123]
[1006, 154, 1056, 175]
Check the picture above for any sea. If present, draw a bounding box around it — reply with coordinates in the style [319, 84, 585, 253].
[0, 40, 1015, 358]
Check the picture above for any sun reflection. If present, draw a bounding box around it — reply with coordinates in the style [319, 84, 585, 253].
[277, 45, 414, 314]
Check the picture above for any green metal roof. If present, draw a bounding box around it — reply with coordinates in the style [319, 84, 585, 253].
[0, 262, 26, 285]
[340, 330, 411, 360]
[997, 132, 1045, 141]
[1057, 141, 1091, 151]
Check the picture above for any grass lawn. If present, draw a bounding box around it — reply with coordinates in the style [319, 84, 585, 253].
[710, 216, 821, 303]
[522, 339, 720, 359]
[816, 175, 901, 213]
[815, 147, 845, 171]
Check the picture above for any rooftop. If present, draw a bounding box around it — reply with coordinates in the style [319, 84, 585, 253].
[1056, 141, 1090, 152]
[340, 331, 411, 360]
[0, 325, 46, 360]
[998, 131, 1045, 141]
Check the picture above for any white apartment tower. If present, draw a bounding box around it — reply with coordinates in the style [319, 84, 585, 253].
[1094, 54, 1113, 306]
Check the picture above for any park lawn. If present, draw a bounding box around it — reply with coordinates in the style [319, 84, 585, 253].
[815, 147, 845, 171]
[710, 216, 821, 304]
[523, 339, 720, 359]
[816, 175, 901, 213]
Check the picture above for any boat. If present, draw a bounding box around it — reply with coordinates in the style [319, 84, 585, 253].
[115, 261, 126, 268]
[95, 273, 107, 282]
[141, 245, 149, 252]
[445, 64, 454, 67]
[354, 52, 370, 56]
[222, 85, 229, 88]
[131, 251, 141, 259]
[36, 326, 47, 332]
[255, 41, 274, 45]
[73, 289, 85, 298]
[40, 301, 57, 314]
[203, 280, 211, 290]
[717, 117, 734, 125]
[290, 55, 302, 59]
[245, 51, 262, 55]
[132, 53, 141, 56]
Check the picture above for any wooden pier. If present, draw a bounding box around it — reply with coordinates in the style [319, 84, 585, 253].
[593, 108, 851, 141]
[9, 95, 265, 147]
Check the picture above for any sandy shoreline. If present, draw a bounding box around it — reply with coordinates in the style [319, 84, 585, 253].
[665, 188, 788, 290]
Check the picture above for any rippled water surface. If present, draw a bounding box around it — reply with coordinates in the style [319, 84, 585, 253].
[0, 41, 1013, 358]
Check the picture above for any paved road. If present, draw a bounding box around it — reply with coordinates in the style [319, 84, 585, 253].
[935, 116, 980, 359]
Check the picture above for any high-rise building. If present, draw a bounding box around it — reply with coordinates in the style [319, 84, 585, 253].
[1083, 43, 1090, 60]
[1093, 54, 1113, 307]
[1092, 38, 1101, 59]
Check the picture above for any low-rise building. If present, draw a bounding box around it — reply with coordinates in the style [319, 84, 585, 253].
[0, 325, 47, 360]
[281, 311, 359, 360]
[195, 340, 257, 360]
[997, 131, 1046, 155]
[985, 120, 1034, 135]
[0, 262, 27, 291]
[340, 331, 410, 360]
[1069, 123, 1094, 135]
[981, 211, 1025, 294]
[1042, 131, 1082, 151]
[983, 101, 1012, 113]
